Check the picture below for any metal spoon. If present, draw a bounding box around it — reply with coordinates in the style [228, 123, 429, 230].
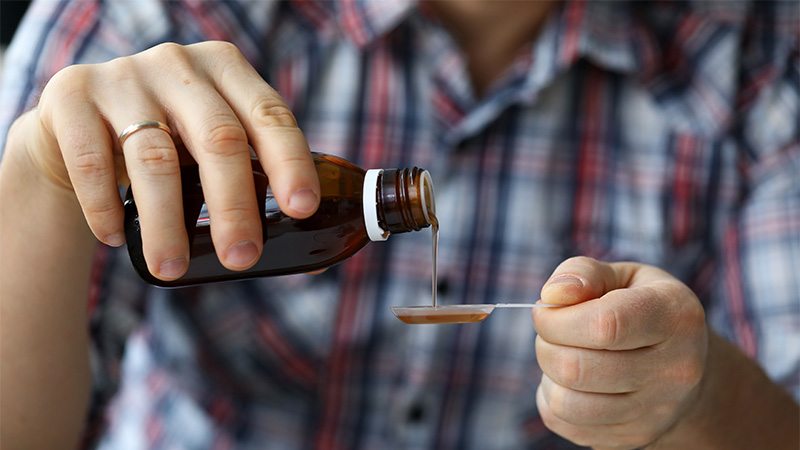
[390, 303, 562, 324]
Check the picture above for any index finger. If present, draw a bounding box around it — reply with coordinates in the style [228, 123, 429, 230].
[193, 42, 320, 219]
[533, 282, 684, 350]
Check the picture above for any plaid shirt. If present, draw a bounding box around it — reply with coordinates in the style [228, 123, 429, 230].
[1, 1, 798, 449]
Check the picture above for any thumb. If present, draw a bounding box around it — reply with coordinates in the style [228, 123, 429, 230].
[540, 256, 636, 305]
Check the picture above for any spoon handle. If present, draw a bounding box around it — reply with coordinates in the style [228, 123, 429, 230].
[493, 303, 563, 308]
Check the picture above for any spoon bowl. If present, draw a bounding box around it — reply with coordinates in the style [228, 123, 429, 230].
[390, 303, 561, 324]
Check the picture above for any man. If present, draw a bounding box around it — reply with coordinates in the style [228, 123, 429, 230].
[1, 1, 798, 448]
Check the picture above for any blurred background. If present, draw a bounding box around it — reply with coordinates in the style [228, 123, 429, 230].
[1, 0, 32, 75]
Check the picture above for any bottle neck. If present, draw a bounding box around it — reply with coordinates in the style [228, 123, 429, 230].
[362, 168, 436, 242]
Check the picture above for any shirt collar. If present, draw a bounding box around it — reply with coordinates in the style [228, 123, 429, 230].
[546, 1, 662, 78]
[290, 0, 416, 48]
[580, 1, 661, 76]
[288, 0, 751, 138]
[289, 1, 660, 73]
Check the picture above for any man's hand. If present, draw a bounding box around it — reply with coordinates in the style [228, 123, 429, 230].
[28, 41, 320, 281]
[0, 40, 320, 449]
[532, 257, 707, 449]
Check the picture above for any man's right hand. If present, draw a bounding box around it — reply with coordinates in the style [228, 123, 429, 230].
[12, 40, 320, 281]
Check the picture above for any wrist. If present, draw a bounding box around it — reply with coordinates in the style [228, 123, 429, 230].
[649, 332, 799, 449]
[1, 110, 95, 254]
[7, 109, 75, 190]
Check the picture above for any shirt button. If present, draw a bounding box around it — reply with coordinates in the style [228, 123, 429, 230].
[406, 402, 426, 423]
[437, 278, 450, 297]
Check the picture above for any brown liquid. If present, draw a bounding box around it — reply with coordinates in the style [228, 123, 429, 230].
[430, 213, 439, 308]
[394, 311, 490, 324]
[392, 212, 495, 324]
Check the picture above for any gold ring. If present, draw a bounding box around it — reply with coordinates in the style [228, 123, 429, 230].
[118, 120, 172, 148]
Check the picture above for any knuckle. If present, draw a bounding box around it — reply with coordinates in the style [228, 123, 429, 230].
[538, 409, 580, 445]
[203, 40, 244, 60]
[199, 41, 249, 79]
[49, 64, 90, 89]
[673, 356, 704, 387]
[82, 197, 120, 219]
[72, 151, 112, 179]
[628, 394, 649, 421]
[98, 56, 137, 82]
[212, 204, 258, 225]
[5, 115, 26, 149]
[592, 306, 623, 348]
[564, 255, 590, 265]
[146, 42, 187, 61]
[546, 385, 570, 420]
[145, 227, 189, 251]
[251, 101, 298, 129]
[564, 255, 600, 272]
[538, 408, 558, 430]
[569, 434, 595, 448]
[208, 205, 262, 243]
[272, 154, 314, 174]
[676, 283, 706, 328]
[199, 120, 248, 155]
[630, 428, 662, 448]
[133, 144, 180, 175]
[547, 419, 591, 447]
[556, 352, 585, 389]
[41, 65, 92, 107]
[138, 42, 195, 78]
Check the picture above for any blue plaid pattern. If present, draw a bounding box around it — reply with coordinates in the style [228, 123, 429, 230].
[1, 1, 797, 449]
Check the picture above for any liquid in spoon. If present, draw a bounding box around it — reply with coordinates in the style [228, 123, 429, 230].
[391, 304, 560, 324]
[393, 305, 492, 324]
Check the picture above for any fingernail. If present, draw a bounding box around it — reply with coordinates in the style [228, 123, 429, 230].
[545, 275, 584, 289]
[106, 233, 125, 247]
[289, 188, 318, 215]
[159, 257, 188, 279]
[226, 240, 259, 268]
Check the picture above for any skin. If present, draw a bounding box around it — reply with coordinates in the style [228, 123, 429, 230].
[426, 0, 558, 96]
[0, 41, 320, 448]
[0, 3, 797, 449]
[534, 257, 799, 449]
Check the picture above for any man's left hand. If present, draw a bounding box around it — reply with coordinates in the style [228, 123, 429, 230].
[533, 256, 707, 449]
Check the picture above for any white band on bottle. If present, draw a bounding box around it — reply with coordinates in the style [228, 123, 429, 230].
[363, 169, 389, 241]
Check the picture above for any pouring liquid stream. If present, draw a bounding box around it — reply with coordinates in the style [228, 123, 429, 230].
[390, 211, 561, 324]
[431, 213, 439, 308]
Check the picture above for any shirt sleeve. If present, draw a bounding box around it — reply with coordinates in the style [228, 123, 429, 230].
[707, 0, 800, 400]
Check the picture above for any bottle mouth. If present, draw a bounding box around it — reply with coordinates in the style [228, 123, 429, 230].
[419, 170, 436, 226]
[390, 167, 435, 232]
[364, 167, 437, 241]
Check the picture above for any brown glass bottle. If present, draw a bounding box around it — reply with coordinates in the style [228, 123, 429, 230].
[123, 153, 436, 287]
